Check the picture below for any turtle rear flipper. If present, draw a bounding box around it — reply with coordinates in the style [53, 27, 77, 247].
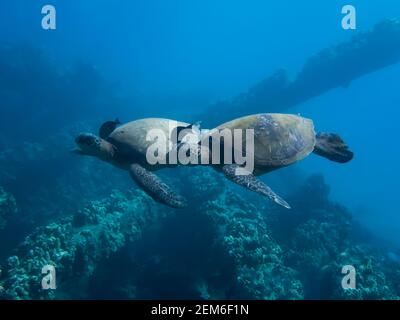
[129, 163, 187, 208]
[222, 164, 291, 209]
[314, 132, 354, 163]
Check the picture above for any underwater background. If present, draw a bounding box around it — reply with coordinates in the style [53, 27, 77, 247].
[0, 0, 400, 299]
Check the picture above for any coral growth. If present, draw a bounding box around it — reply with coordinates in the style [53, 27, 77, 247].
[269, 174, 400, 299]
[1, 169, 399, 300]
[0, 187, 17, 231]
[0, 190, 163, 299]
[203, 190, 303, 299]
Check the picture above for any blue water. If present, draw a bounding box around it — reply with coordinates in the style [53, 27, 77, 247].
[0, 0, 400, 299]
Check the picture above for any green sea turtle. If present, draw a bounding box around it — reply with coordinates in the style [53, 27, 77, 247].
[74, 113, 353, 210]
[199, 113, 353, 209]
[74, 118, 194, 208]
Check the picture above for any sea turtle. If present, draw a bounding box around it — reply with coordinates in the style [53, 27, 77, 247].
[74, 114, 353, 210]
[199, 113, 353, 209]
[74, 118, 196, 208]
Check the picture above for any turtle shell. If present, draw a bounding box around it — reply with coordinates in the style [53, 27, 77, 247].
[107, 118, 190, 164]
[214, 113, 316, 172]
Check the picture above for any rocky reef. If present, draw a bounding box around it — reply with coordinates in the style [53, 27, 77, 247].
[0, 187, 17, 231]
[0, 190, 164, 299]
[1, 168, 399, 300]
[202, 191, 303, 299]
[267, 174, 400, 299]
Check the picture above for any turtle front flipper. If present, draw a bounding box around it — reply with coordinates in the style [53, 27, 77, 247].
[222, 164, 291, 209]
[129, 163, 187, 208]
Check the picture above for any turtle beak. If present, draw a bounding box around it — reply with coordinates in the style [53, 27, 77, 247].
[74, 133, 102, 156]
[72, 134, 88, 154]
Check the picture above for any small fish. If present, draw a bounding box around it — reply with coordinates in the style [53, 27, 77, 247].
[99, 118, 121, 139]
[172, 121, 203, 155]
[174, 121, 202, 144]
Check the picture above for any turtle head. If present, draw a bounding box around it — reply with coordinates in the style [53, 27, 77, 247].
[74, 133, 116, 159]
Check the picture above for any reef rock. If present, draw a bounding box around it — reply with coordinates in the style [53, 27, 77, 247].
[202, 190, 303, 299]
[0, 187, 17, 231]
[0, 189, 164, 299]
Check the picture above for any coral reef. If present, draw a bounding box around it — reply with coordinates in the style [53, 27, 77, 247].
[202, 190, 303, 299]
[0, 187, 17, 231]
[330, 245, 400, 300]
[268, 174, 400, 299]
[1, 168, 400, 300]
[0, 190, 164, 299]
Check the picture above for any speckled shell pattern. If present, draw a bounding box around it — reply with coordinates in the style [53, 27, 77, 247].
[215, 113, 316, 173]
